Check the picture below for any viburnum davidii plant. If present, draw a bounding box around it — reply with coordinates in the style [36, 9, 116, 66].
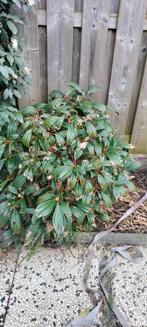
[0, 82, 137, 253]
[0, 0, 33, 105]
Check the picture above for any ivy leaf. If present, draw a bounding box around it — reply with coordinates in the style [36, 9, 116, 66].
[7, 20, 17, 34]
[22, 129, 32, 147]
[52, 204, 64, 235]
[11, 209, 21, 234]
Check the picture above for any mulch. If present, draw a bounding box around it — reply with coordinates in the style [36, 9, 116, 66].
[95, 172, 147, 233]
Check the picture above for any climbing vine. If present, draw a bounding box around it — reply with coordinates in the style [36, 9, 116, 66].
[0, 0, 34, 105]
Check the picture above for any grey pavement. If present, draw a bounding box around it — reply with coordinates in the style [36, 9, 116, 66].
[0, 243, 146, 327]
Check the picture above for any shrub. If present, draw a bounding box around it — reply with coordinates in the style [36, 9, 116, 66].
[0, 0, 32, 105]
[0, 82, 137, 253]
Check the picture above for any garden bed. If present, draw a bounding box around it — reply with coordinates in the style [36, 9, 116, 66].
[95, 172, 147, 234]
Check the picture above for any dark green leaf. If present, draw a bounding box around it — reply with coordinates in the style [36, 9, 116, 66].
[52, 204, 64, 235]
[11, 209, 21, 234]
[36, 200, 55, 218]
[22, 129, 32, 147]
[59, 166, 73, 180]
[86, 122, 97, 138]
[69, 81, 82, 94]
[87, 85, 98, 95]
[7, 20, 17, 34]
[0, 144, 6, 159]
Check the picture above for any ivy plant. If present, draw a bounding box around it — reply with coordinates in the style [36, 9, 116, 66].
[0, 82, 138, 254]
[0, 0, 33, 105]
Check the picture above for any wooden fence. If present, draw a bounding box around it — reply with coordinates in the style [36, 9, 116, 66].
[19, 0, 147, 154]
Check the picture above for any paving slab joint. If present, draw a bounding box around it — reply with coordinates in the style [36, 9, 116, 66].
[2, 254, 19, 327]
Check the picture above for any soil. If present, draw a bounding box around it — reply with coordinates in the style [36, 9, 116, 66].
[96, 172, 147, 233]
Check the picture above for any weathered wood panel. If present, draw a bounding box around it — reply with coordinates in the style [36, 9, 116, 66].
[126, 32, 147, 135]
[18, 2, 41, 106]
[37, 9, 147, 30]
[39, 27, 47, 102]
[108, 0, 146, 136]
[131, 59, 147, 154]
[47, 0, 74, 93]
[80, 0, 111, 102]
[72, 0, 83, 82]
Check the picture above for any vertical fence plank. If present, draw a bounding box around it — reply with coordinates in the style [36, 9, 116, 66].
[108, 0, 146, 136]
[72, 0, 83, 83]
[126, 32, 147, 135]
[47, 0, 74, 93]
[131, 59, 147, 153]
[79, 0, 111, 102]
[19, 1, 41, 107]
[39, 27, 47, 102]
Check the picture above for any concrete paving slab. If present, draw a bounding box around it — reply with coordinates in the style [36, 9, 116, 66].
[2, 243, 147, 327]
[111, 246, 147, 327]
[0, 250, 17, 327]
[4, 245, 101, 327]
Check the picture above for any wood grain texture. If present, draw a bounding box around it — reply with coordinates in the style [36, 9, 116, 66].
[39, 26, 47, 102]
[74, 0, 83, 12]
[127, 32, 147, 135]
[37, 0, 46, 10]
[131, 59, 147, 154]
[19, 1, 41, 106]
[79, 0, 111, 102]
[47, 0, 74, 93]
[37, 9, 147, 30]
[108, 0, 146, 136]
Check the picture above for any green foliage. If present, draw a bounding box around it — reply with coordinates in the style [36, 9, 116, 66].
[0, 83, 138, 253]
[0, 0, 32, 105]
